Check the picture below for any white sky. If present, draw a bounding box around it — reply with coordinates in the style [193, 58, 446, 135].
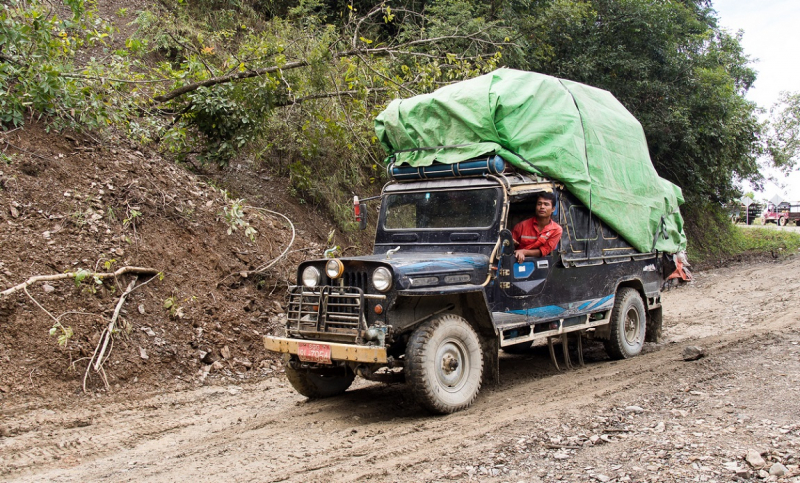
[712, 0, 800, 202]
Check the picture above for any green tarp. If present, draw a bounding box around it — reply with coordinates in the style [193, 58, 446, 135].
[375, 68, 686, 253]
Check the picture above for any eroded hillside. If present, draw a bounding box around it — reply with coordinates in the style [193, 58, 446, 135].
[0, 123, 344, 400]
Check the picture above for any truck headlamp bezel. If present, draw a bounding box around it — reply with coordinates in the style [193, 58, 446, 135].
[325, 259, 345, 279]
[301, 266, 321, 288]
[372, 267, 393, 292]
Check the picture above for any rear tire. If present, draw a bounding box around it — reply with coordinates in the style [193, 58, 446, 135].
[285, 362, 355, 398]
[405, 314, 484, 414]
[778, 217, 787, 226]
[604, 288, 646, 360]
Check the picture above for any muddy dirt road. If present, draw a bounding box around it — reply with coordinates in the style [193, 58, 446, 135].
[3, 257, 800, 482]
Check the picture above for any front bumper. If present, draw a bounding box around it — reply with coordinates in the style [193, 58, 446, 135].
[263, 336, 388, 364]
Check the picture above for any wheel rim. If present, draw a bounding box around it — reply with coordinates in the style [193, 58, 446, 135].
[623, 307, 641, 345]
[435, 337, 469, 392]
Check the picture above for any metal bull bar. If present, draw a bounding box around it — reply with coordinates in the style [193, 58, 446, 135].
[286, 285, 366, 339]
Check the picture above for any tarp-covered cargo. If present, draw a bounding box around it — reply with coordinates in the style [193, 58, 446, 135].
[375, 68, 686, 253]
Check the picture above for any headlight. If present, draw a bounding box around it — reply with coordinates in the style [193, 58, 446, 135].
[301, 266, 321, 288]
[325, 258, 344, 279]
[372, 267, 393, 292]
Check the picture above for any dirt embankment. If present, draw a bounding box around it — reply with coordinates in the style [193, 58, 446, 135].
[1, 251, 799, 481]
[0, 123, 342, 401]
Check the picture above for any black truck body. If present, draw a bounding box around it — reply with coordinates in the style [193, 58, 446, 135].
[264, 158, 672, 413]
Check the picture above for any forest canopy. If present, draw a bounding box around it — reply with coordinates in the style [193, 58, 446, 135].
[1, 0, 795, 226]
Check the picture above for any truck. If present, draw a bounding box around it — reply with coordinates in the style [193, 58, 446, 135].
[263, 69, 688, 414]
[730, 202, 763, 224]
[762, 202, 800, 226]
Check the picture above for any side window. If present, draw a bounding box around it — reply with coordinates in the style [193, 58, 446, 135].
[507, 191, 561, 232]
[559, 190, 636, 261]
[567, 205, 597, 241]
[601, 222, 618, 240]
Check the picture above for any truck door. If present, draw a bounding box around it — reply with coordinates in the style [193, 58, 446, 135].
[496, 193, 559, 298]
[497, 248, 552, 297]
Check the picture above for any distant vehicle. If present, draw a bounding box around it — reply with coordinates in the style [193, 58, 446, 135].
[762, 202, 800, 226]
[730, 203, 763, 225]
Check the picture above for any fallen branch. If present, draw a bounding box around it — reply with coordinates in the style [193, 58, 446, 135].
[1, 266, 159, 298]
[81, 272, 161, 391]
[94, 277, 137, 372]
[0, 137, 50, 161]
[150, 34, 511, 104]
[216, 207, 297, 286]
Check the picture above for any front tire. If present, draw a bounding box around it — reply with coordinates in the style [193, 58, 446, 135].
[604, 288, 646, 360]
[405, 314, 484, 414]
[285, 362, 355, 398]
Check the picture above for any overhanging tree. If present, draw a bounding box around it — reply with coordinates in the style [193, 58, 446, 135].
[503, 0, 763, 203]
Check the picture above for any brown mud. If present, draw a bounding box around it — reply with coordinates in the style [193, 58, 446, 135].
[2, 250, 799, 481]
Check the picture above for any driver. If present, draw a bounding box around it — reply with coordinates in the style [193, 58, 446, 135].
[512, 192, 562, 263]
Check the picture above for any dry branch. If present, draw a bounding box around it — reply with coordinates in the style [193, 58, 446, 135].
[216, 207, 297, 286]
[81, 272, 161, 392]
[149, 32, 510, 105]
[1, 266, 159, 298]
[94, 277, 137, 372]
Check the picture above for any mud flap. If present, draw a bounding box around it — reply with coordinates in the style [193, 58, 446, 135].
[483, 335, 500, 386]
[646, 306, 663, 343]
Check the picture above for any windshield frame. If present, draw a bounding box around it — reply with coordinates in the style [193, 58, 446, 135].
[380, 186, 503, 231]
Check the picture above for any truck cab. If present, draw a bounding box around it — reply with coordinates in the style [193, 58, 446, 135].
[264, 156, 670, 414]
[762, 202, 800, 226]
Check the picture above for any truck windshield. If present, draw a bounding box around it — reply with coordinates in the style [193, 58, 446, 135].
[383, 188, 499, 229]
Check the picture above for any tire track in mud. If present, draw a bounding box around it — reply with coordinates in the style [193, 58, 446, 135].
[3, 256, 800, 482]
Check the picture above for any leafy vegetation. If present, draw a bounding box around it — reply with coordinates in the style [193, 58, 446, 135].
[2, 0, 799, 237]
[684, 202, 800, 265]
[735, 227, 800, 253]
[767, 91, 800, 173]
[220, 194, 258, 241]
[505, 0, 763, 203]
[0, 0, 125, 128]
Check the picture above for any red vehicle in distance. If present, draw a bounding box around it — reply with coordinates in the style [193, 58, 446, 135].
[762, 202, 800, 226]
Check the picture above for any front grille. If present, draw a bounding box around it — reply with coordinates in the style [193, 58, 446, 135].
[343, 270, 369, 292]
[322, 270, 369, 292]
[287, 285, 365, 341]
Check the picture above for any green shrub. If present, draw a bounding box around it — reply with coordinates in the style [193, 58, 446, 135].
[684, 201, 800, 264]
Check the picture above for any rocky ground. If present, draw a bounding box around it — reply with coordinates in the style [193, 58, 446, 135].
[0, 122, 343, 401]
[2, 255, 799, 482]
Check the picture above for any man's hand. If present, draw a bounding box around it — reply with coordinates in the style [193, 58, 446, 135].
[514, 248, 542, 263]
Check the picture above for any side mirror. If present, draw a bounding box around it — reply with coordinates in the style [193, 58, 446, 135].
[499, 229, 515, 256]
[354, 196, 368, 230]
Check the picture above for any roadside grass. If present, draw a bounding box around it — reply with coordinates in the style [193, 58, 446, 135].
[733, 227, 800, 253]
[684, 202, 800, 266]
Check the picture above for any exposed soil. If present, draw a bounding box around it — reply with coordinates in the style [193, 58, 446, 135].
[2, 191, 799, 483]
[4, 1, 798, 481]
[0, 121, 344, 403]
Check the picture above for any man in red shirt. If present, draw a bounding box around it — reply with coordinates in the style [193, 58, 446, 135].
[512, 191, 562, 263]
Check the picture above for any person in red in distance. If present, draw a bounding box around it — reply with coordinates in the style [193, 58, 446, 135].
[512, 192, 562, 263]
